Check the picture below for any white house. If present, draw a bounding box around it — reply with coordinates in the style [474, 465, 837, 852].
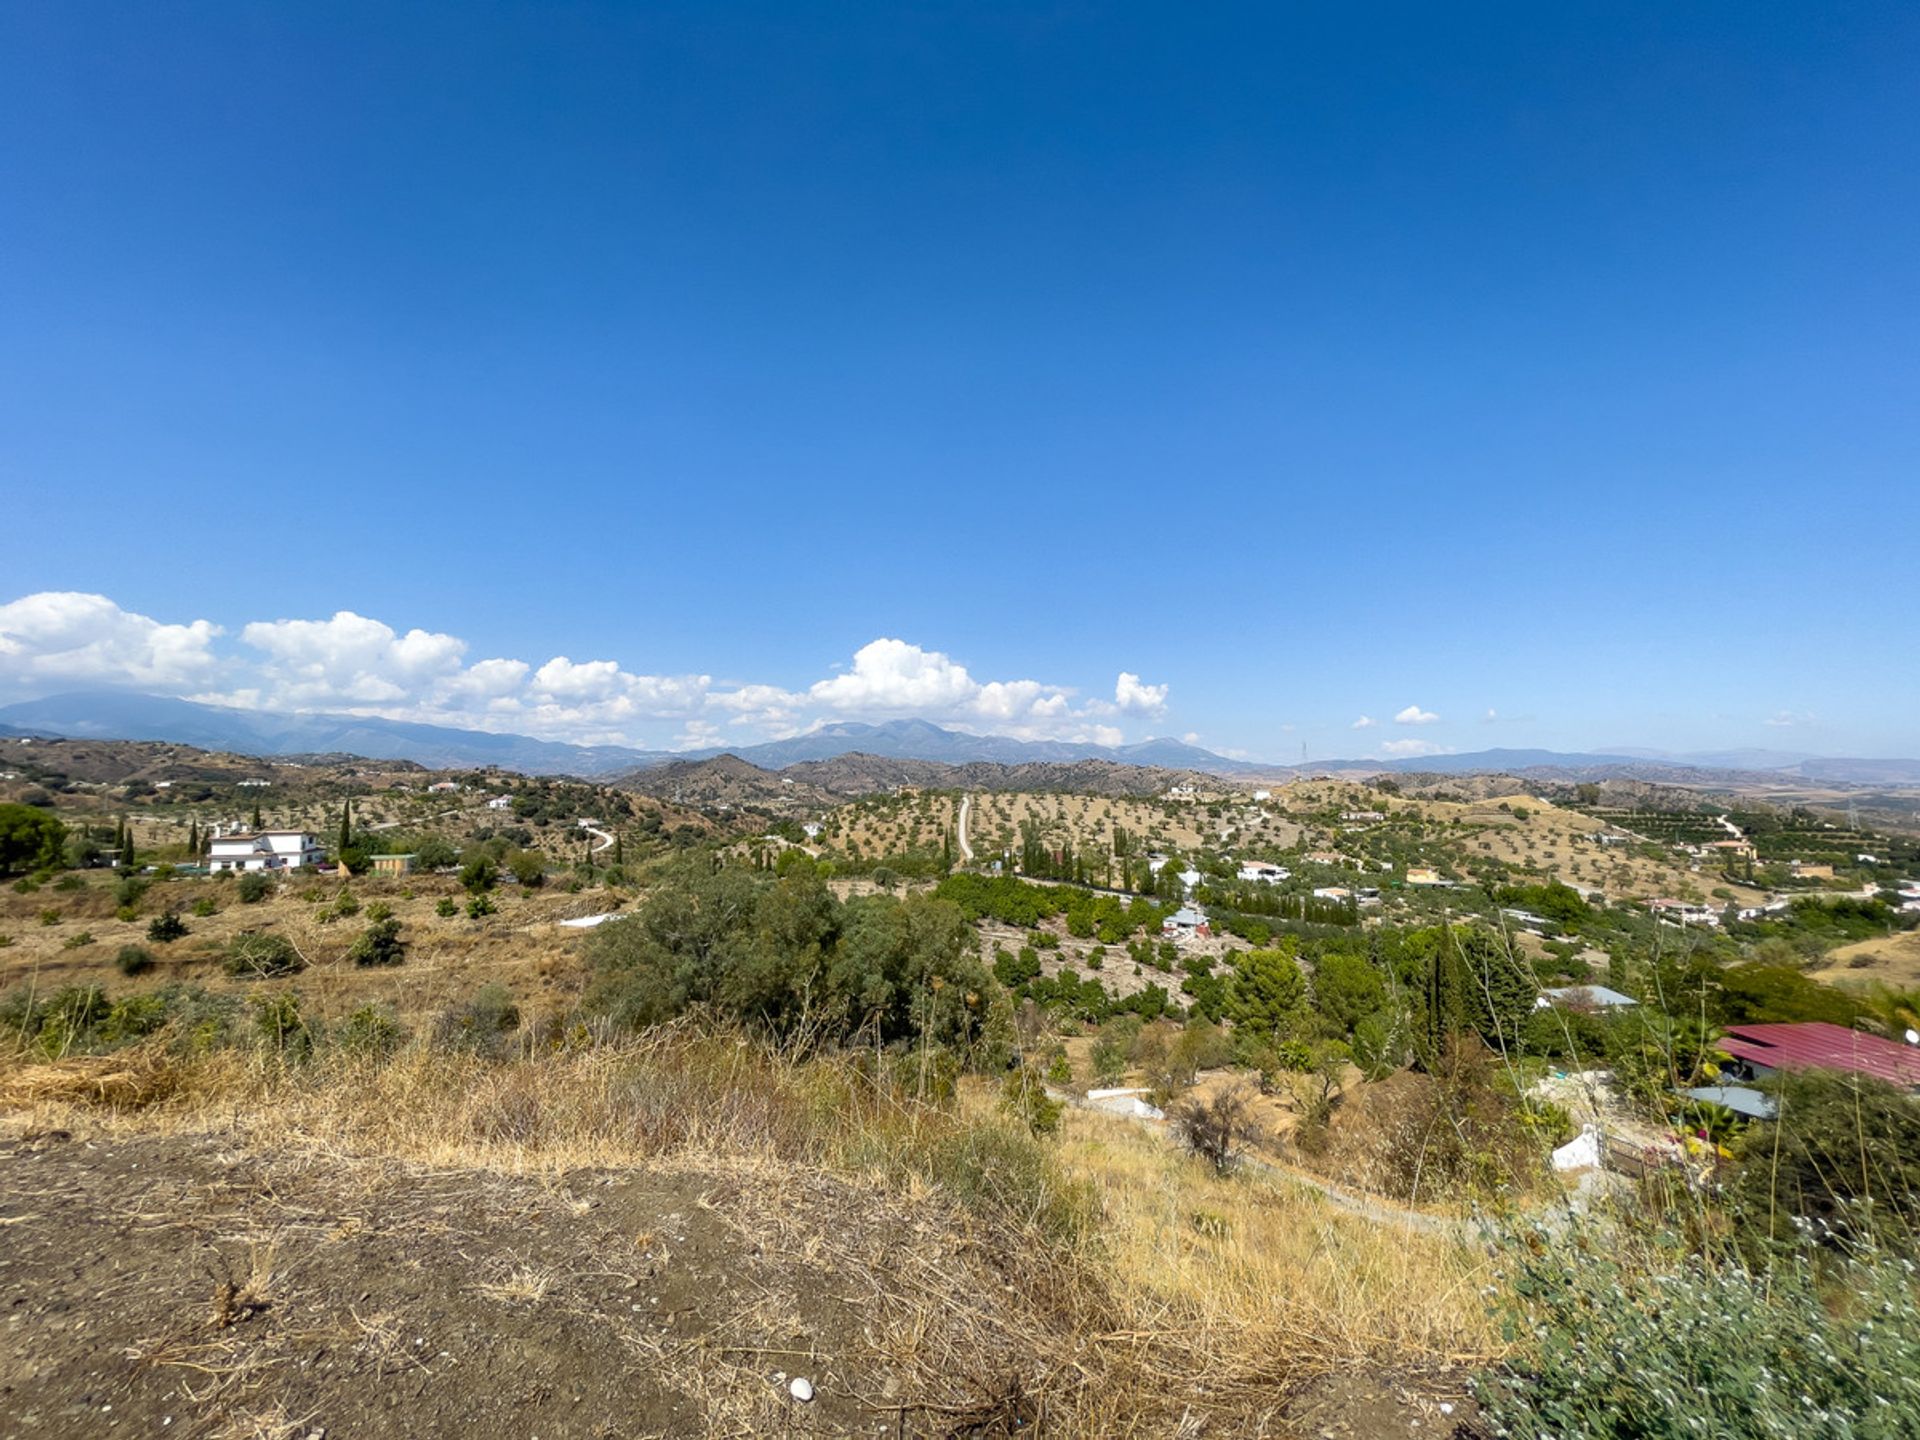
[1650, 897, 1721, 928]
[1162, 904, 1212, 938]
[486, 794, 515, 810]
[1237, 860, 1290, 884]
[428, 781, 462, 795]
[208, 829, 324, 874]
[1251, 789, 1272, 802]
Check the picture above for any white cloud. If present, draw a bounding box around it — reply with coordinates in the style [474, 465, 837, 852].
[0, 595, 1183, 750]
[1394, 704, 1440, 726]
[0, 591, 222, 690]
[1764, 710, 1815, 729]
[1380, 738, 1449, 758]
[241, 610, 467, 707]
[1351, 715, 1376, 729]
[808, 638, 978, 713]
[1482, 708, 1498, 722]
[1113, 672, 1169, 716]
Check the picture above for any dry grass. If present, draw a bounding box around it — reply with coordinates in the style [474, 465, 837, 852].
[0, 1030, 1498, 1434]
[1053, 1107, 1496, 1379]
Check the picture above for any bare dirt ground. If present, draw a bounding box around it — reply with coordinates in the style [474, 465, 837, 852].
[0, 1127, 1053, 1439]
[1814, 929, 1920, 989]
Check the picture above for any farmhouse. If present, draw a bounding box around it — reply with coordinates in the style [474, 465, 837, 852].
[1237, 860, 1290, 884]
[1717, 1022, 1920, 1092]
[1404, 866, 1445, 886]
[486, 795, 515, 810]
[207, 830, 324, 874]
[1650, 898, 1720, 927]
[428, 781, 462, 795]
[1162, 905, 1212, 939]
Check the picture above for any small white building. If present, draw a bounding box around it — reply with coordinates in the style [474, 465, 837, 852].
[1251, 789, 1271, 802]
[486, 794, 515, 810]
[237, 778, 271, 788]
[1162, 904, 1212, 938]
[207, 830, 324, 874]
[1237, 860, 1290, 884]
[428, 781, 462, 795]
[1650, 897, 1721, 928]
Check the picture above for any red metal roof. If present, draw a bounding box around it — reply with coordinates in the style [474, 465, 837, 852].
[1720, 1022, 1920, 1089]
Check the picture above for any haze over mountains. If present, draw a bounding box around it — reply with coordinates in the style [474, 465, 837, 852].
[1, 689, 1916, 788]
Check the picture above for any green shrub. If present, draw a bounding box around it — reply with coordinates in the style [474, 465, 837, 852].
[39, 908, 60, 927]
[364, 900, 393, 922]
[147, 912, 188, 943]
[330, 889, 361, 919]
[435, 897, 459, 918]
[1477, 1230, 1920, 1439]
[1728, 1068, 1920, 1252]
[61, 930, 94, 950]
[466, 893, 495, 919]
[236, 872, 273, 904]
[115, 945, 156, 976]
[115, 876, 149, 910]
[189, 897, 217, 918]
[347, 916, 406, 968]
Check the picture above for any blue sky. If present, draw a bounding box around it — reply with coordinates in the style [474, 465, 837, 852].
[2, 2, 1916, 760]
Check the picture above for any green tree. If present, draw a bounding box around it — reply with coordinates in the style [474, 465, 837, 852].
[1230, 945, 1309, 1047]
[1312, 950, 1389, 1035]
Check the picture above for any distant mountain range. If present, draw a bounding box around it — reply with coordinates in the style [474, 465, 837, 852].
[0, 690, 662, 776]
[1, 690, 1915, 788]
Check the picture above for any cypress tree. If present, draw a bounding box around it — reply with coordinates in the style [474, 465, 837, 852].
[187, 819, 198, 855]
[252, 802, 262, 830]
[339, 799, 352, 854]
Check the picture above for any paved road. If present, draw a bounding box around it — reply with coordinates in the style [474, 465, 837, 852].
[577, 819, 616, 854]
[956, 794, 974, 864]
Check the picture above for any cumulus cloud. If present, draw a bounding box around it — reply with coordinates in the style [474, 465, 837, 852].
[1394, 704, 1440, 726]
[0, 594, 1182, 749]
[808, 638, 979, 713]
[0, 591, 222, 691]
[1380, 738, 1449, 758]
[1351, 715, 1376, 729]
[1113, 672, 1169, 716]
[240, 610, 467, 707]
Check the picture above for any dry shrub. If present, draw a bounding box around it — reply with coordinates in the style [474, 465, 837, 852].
[1054, 1104, 1497, 1425]
[0, 1048, 183, 1110]
[1305, 1040, 1544, 1205]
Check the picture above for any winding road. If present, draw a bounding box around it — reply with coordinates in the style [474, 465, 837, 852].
[577, 819, 616, 854]
[956, 793, 974, 864]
